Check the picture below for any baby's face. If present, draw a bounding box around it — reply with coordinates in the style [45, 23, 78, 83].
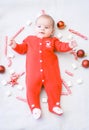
[35, 17, 54, 38]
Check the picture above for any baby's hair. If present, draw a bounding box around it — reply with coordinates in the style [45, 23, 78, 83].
[35, 14, 55, 28]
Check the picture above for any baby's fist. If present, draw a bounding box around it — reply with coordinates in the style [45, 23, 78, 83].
[8, 38, 16, 48]
[69, 40, 77, 48]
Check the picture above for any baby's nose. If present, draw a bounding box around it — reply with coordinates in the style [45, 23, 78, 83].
[41, 27, 44, 30]
[40, 26, 45, 30]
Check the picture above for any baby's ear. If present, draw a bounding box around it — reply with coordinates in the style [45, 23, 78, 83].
[51, 29, 55, 36]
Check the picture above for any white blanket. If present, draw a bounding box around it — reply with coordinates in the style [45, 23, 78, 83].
[0, 0, 89, 130]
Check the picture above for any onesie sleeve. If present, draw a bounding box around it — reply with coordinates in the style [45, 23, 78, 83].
[54, 37, 72, 52]
[13, 37, 29, 54]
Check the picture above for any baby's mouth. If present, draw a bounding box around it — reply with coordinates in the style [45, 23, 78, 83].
[39, 32, 45, 34]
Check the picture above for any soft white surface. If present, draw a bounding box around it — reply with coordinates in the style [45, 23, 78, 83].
[0, 0, 89, 130]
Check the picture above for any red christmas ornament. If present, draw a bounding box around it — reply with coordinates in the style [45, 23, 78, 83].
[76, 49, 85, 58]
[0, 65, 5, 73]
[57, 20, 66, 29]
[82, 59, 89, 68]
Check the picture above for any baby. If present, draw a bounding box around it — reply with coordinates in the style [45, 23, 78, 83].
[9, 14, 77, 119]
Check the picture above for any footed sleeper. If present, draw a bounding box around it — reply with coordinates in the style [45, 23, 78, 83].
[13, 36, 72, 116]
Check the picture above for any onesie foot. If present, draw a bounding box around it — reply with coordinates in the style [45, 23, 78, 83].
[32, 108, 41, 119]
[50, 106, 63, 116]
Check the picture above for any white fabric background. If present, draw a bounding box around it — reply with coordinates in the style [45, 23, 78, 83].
[0, 0, 89, 130]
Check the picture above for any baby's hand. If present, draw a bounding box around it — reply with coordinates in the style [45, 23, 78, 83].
[9, 38, 16, 48]
[69, 40, 78, 48]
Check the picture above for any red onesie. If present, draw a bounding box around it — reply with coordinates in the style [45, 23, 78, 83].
[13, 36, 72, 112]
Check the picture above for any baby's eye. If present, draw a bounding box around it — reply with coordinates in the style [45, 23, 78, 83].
[37, 25, 41, 28]
[45, 26, 49, 29]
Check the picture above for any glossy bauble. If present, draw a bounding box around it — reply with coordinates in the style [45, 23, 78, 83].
[77, 49, 85, 58]
[82, 59, 89, 68]
[0, 65, 5, 73]
[57, 20, 66, 29]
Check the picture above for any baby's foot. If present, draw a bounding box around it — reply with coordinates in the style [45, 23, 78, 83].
[32, 108, 41, 119]
[52, 106, 63, 116]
